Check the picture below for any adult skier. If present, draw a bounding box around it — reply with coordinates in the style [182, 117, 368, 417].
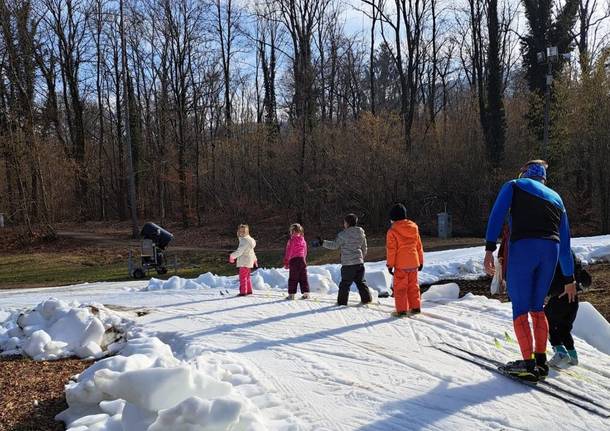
[484, 160, 576, 381]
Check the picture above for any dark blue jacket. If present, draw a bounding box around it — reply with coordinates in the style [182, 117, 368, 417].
[485, 178, 574, 279]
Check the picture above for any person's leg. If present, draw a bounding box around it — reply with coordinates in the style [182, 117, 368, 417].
[238, 267, 248, 295]
[562, 299, 579, 351]
[530, 240, 559, 357]
[246, 268, 253, 294]
[299, 258, 310, 294]
[393, 271, 409, 313]
[354, 264, 372, 303]
[406, 271, 421, 311]
[545, 297, 564, 347]
[337, 266, 356, 305]
[506, 240, 538, 360]
[288, 258, 299, 295]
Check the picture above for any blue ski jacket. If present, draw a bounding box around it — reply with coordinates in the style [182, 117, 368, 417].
[485, 178, 574, 279]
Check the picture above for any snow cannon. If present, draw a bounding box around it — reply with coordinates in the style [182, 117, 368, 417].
[130, 222, 174, 279]
[141, 222, 174, 250]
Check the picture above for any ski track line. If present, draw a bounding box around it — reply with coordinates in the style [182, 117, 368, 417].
[257, 348, 344, 431]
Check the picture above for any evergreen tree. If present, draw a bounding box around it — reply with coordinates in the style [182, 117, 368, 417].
[521, 0, 578, 94]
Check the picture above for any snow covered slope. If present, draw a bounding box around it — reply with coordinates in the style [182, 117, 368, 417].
[2, 284, 610, 430]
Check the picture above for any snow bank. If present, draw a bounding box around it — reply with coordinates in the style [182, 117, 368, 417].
[572, 235, 610, 264]
[0, 298, 130, 360]
[141, 235, 609, 295]
[574, 302, 610, 355]
[57, 336, 269, 431]
[421, 283, 460, 301]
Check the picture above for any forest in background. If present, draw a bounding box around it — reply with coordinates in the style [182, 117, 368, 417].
[1, 0, 610, 241]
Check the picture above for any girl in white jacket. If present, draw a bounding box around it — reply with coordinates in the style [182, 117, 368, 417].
[229, 224, 257, 296]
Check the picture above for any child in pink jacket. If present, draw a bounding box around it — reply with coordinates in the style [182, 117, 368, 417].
[284, 223, 310, 300]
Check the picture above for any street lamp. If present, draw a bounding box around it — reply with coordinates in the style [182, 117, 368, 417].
[537, 46, 571, 157]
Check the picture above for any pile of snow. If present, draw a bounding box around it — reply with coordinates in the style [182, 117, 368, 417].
[574, 302, 610, 355]
[142, 235, 610, 295]
[421, 283, 460, 301]
[572, 235, 610, 264]
[0, 298, 130, 360]
[57, 336, 270, 431]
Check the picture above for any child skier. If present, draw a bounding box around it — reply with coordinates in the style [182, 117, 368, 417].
[386, 203, 424, 317]
[545, 251, 592, 367]
[323, 214, 373, 306]
[229, 224, 257, 296]
[284, 223, 310, 300]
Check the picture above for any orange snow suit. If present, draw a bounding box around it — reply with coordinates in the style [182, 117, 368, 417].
[386, 219, 424, 312]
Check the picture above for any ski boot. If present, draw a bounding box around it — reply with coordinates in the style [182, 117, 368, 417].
[548, 346, 570, 368]
[286, 294, 296, 300]
[567, 349, 579, 365]
[500, 359, 539, 382]
[300, 293, 310, 299]
[534, 352, 549, 379]
[391, 311, 409, 318]
[410, 308, 421, 315]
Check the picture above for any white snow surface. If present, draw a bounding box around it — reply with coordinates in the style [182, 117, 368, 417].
[0, 298, 131, 360]
[1, 235, 610, 430]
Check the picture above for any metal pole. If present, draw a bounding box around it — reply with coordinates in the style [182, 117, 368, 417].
[542, 59, 552, 157]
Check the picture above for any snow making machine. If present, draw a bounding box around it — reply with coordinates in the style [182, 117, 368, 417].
[130, 222, 174, 279]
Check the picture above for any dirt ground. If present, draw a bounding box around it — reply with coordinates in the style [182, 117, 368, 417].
[0, 356, 91, 431]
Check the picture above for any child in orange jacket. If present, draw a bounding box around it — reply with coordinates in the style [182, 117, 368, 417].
[386, 203, 424, 316]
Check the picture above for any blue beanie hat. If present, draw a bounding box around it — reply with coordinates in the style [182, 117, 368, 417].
[521, 163, 547, 181]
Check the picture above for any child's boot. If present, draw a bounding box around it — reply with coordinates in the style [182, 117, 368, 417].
[548, 345, 570, 368]
[286, 293, 295, 300]
[410, 308, 421, 315]
[567, 349, 579, 365]
[300, 293, 310, 299]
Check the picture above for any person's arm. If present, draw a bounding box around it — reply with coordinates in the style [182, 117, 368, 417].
[362, 233, 368, 258]
[323, 233, 344, 250]
[386, 230, 397, 269]
[416, 228, 424, 267]
[283, 239, 292, 268]
[304, 238, 308, 263]
[558, 212, 575, 279]
[230, 239, 247, 260]
[485, 181, 514, 252]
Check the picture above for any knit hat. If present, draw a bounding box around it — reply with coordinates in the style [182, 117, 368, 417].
[389, 204, 407, 222]
[520, 163, 547, 181]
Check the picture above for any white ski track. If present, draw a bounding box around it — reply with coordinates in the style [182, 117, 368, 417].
[2, 281, 610, 430]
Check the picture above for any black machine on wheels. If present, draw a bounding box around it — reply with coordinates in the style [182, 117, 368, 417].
[130, 222, 174, 279]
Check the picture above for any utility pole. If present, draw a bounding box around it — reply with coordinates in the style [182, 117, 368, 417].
[119, 0, 139, 238]
[537, 46, 570, 158]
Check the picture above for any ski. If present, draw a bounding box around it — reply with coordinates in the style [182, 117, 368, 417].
[445, 341, 610, 410]
[433, 343, 610, 418]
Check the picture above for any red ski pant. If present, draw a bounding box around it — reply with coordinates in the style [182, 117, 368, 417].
[239, 267, 253, 295]
[393, 269, 420, 312]
[514, 311, 548, 360]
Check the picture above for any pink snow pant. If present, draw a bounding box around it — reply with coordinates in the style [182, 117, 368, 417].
[239, 267, 253, 295]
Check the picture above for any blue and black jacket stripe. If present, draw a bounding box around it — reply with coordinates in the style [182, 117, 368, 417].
[485, 178, 575, 279]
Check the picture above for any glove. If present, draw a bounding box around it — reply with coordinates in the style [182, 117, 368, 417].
[229, 256, 236, 264]
[387, 266, 394, 275]
[418, 264, 423, 271]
